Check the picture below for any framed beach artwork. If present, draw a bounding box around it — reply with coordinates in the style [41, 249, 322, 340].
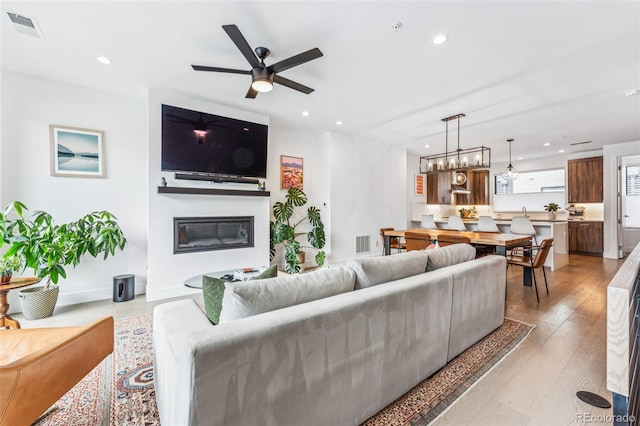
[50, 125, 105, 177]
[280, 155, 303, 190]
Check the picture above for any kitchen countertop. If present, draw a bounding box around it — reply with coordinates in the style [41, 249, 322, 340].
[434, 217, 603, 223]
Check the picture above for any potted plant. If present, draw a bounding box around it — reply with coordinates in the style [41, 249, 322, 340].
[270, 188, 326, 273]
[544, 202, 560, 219]
[0, 201, 127, 319]
[0, 255, 24, 285]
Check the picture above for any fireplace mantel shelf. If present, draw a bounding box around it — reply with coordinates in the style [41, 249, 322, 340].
[158, 186, 270, 197]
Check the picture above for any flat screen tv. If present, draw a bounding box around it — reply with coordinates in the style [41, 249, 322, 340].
[161, 104, 268, 179]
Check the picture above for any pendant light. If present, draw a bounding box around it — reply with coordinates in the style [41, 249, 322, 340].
[502, 139, 519, 180]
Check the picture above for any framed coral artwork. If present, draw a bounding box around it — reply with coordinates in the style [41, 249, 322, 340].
[280, 155, 303, 190]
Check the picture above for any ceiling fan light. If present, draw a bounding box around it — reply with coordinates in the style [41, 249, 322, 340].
[251, 79, 273, 93]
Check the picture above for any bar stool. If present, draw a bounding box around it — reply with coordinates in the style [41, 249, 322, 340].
[509, 216, 538, 257]
[477, 216, 499, 233]
[421, 214, 438, 229]
[447, 215, 467, 231]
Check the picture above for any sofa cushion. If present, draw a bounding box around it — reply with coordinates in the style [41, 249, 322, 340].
[347, 251, 429, 290]
[201, 276, 225, 325]
[426, 243, 477, 271]
[218, 266, 356, 323]
[202, 265, 278, 324]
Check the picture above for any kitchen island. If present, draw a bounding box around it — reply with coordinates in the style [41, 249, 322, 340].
[425, 218, 569, 271]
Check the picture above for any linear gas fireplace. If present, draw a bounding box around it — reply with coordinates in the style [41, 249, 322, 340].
[174, 216, 254, 254]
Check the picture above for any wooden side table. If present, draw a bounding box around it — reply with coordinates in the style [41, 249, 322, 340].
[0, 277, 41, 329]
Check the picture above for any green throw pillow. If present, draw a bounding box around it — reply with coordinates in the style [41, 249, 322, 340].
[250, 264, 278, 280]
[202, 265, 278, 324]
[202, 276, 225, 325]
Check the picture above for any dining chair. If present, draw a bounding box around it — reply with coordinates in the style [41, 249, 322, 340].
[404, 231, 432, 251]
[507, 238, 553, 302]
[477, 216, 499, 233]
[420, 214, 438, 229]
[437, 234, 471, 247]
[380, 228, 406, 254]
[447, 215, 467, 231]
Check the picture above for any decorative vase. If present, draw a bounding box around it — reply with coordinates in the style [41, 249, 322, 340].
[19, 285, 59, 320]
[548, 211, 556, 220]
[0, 270, 12, 285]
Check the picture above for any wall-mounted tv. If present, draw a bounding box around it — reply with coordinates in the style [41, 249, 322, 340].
[161, 104, 268, 179]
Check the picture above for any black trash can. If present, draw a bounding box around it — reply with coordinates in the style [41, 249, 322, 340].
[113, 274, 135, 302]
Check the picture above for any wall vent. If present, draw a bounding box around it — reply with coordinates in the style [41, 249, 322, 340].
[6, 11, 45, 40]
[355, 235, 371, 254]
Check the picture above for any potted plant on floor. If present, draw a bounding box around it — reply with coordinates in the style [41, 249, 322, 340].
[544, 202, 560, 220]
[270, 188, 326, 274]
[0, 201, 127, 319]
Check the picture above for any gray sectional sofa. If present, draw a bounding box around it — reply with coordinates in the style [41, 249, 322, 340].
[153, 244, 506, 426]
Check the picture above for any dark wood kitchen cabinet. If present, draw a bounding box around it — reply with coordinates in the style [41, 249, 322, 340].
[467, 170, 489, 205]
[567, 156, 603, 203]
[568, 221, 603, 256]
[426, 172, 452, 205]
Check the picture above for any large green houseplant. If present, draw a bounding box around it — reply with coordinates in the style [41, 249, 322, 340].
[0, 201, 127, 319]
[270, 188, 326, 273]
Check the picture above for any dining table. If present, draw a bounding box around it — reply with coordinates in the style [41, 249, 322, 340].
[382, 228, 534, 286]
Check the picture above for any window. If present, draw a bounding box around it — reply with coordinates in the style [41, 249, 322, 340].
[626, 164, 640, 196]
[495, 168, 565, 194]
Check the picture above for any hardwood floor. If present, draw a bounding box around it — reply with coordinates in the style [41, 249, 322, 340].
[433, 254, 625, 426]
[11, 254, 624, 425]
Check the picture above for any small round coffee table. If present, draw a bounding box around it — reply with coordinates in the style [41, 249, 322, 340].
[0, 277, 41, 329]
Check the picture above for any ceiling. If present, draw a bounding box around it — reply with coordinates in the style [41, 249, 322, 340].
[2, 1, 639, 163]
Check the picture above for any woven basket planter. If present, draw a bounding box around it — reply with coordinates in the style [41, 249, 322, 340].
[19, 285, 59, 320]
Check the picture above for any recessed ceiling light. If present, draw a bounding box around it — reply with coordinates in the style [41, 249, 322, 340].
[624, 89, 639, 97]
[97, 56, 112, 65]
[543, 142, 551, 146]
[518, 157, 523, 160]
[336, 121, 343, 126]
[432, 34, 448, 45]
[424, 144, 430, 148]
[559, 149, 565, 153]
[301, 111, 309, 116]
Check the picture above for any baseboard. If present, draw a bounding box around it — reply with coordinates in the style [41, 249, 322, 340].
[145, 285, 201, 302]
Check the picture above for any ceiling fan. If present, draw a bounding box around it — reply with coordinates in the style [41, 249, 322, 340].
[192, 24, 323, 99]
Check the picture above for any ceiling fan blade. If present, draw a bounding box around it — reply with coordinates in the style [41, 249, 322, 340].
[245, 86, 259, 99]
[192, 65, 251, 75]
[268, 48, 323, 74]
[222, 24, 261, 68]
[273, 75, 314, 94]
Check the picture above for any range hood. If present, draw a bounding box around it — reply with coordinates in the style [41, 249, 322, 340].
[450, 184, 470, 194]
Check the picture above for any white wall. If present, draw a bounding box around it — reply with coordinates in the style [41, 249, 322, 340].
[329, 133, 407, 263]
[146, 88, 271, 301]
[1, 71, 148, 311]
[603, 140, 640, 258]
[265, 127, 331, 268]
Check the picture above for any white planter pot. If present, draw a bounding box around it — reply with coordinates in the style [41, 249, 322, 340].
[19, 285, 59, 320]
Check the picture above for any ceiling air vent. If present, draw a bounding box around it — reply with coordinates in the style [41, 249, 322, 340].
[6, 11, 45, 40]
[570, 140, 592, 146]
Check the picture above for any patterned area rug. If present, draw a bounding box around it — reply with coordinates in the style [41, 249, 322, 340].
[36, 315, 532, 426]
[37, 314, 158, 426]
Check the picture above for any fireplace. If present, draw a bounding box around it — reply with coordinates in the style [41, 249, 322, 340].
[174, 216, 254, 254]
